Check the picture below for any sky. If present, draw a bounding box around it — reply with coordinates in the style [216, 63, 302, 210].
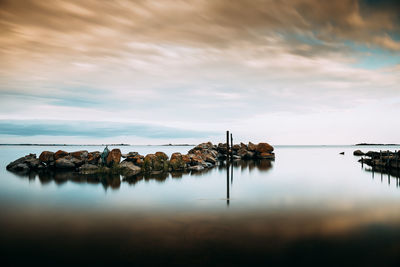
[0, 0, 399, 145]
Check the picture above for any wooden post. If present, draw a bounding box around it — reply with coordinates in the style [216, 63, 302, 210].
[230, 133, 233, 162]
[226, 130, 230, 162]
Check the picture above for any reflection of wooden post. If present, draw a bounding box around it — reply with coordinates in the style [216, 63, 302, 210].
[226, 131, 230, 162]
[226, 162, 230, 206]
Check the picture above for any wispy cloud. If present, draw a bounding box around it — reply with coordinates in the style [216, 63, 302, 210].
[0, 0, 399, 144]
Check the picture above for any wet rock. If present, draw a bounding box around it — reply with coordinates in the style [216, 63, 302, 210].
[248, 142, 257, 151]
[106, 149, 121, 166]
[232, 144, 241, 151]
[39, 151, 54, 163]
[170, 153, 186, 171]
[54, 150, 69, 160]
[255, 143, 274, 153]
[353, 150, 364, 156]
[182, 154, 191, 164]
[71, 150, 88, 160]
[87, 151, 101, 165]
[79, 164, 99, 174]
[119, 161, 141, 177]
[204, 154, 216, 165]
[188, 165, 204, 171]
[237, 148, 254, 159]
[55, 157, 75, 169]
[25, 157, 40, 169]
[6, 154, 38, 173]
[258, 152, 275, 159]
[155, 151, 169, 161]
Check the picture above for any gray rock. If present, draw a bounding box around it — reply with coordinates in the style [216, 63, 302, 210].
[119, 161, 141, 177]
[55, 157, 75, 169]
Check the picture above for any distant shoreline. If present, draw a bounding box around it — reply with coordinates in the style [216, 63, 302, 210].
[355, 143, 400, 146]
[0, 143, 195, 146]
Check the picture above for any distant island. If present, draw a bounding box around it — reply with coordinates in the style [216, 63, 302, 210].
[355, 143, 400, 146]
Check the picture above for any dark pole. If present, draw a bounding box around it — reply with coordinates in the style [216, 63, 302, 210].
[230, 133, 233, 162]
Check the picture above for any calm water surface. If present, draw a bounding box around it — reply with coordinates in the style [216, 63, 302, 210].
[1, 145, 400, 266]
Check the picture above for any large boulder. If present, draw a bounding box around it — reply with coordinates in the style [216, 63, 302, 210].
[119, 161, 141, 177]
[106, 149, 121, 166]
[255, 143, 274, 153]
[55, 157, 75, 169]
[39, 151, 54, 163]
[54, 150, 69, 160]
[7, 154, 39, 173]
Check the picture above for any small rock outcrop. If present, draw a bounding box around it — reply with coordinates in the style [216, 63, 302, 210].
[353, 150, 364, 156]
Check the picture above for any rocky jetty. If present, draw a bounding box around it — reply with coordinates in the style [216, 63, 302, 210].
[357, 150, 400, 170]
[6, 142, 274, 178]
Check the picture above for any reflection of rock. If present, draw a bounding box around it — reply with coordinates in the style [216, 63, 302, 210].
[79, 164, 99, 174]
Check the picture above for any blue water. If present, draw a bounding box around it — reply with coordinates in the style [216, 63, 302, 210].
[2, 145, 400, 265]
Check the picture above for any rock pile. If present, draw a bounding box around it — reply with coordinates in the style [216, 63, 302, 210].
[6, 141, 275, 177]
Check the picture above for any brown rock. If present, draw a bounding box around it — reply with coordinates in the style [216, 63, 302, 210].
[255, 143, 274, 153]
[87, 152, 100, 165]
[54, 150, 69, 160]
[155, 151, 169, 161]
[171, 152, 182, 161]
[248, 142, 257, 151]
[259, 152, 275, 159]
[71, 150, 88, 159]
[106, 149, 121, 166]
[39, 151, 54, 163]
[182, 155, 191, 164]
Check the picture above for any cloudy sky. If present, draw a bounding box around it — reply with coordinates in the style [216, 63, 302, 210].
[0, 0, 399, 145]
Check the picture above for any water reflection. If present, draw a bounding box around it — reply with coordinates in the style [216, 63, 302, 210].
[7, 159, 273, 192]
[363, 166, 400, 188]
